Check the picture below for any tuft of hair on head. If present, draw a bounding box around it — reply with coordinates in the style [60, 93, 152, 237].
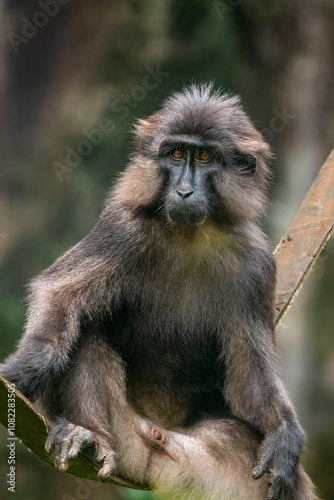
[133, 82, 272, 183]
[135, 83, 269, 148]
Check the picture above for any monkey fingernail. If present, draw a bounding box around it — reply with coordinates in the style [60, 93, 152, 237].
[59, 462, 69, 471]
[98, 464, 114, 482]
[68, 448, 77, 458]
[45, 443, 53, 452]
[97, 472, 110, 482]
[252, 467, 264, 479]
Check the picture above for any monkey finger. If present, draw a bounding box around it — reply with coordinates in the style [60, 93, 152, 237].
[252, 463, 269, 479]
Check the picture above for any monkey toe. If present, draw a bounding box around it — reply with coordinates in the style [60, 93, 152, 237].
[52, 440, 71, 471]
[66, 427, 96, 458]
[45, 439, 54, 453]
[45, 417, 97, 471]
[95, 442, 116, 481]
[97, 459, 116, 482]
[58, 442, 73, 470]
[45, 417, 117, 480]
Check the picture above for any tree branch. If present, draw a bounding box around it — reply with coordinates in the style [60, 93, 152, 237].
[274, 148, 334, 325]
[0, 374, 149, 490]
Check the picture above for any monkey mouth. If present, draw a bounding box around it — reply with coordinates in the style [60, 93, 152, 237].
[167, 208, 206, 226]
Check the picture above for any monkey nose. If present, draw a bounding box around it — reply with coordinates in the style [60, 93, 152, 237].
[176, 187, 194, 199]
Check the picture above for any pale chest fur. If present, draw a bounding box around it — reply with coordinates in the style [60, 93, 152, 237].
[129, 221, 243, 325]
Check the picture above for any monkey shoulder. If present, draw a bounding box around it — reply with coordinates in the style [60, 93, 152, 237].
[234, 246, 277, 327]
[244, 245, 276, 282]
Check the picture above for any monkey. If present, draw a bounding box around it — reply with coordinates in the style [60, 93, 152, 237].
[0, 84, 318, 500]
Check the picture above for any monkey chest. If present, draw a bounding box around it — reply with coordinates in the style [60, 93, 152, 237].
[106, 297, 223, 395]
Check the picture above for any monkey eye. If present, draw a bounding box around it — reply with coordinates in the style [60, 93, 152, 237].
[194, 151, 210, 162]
[171, 149, 184, 160]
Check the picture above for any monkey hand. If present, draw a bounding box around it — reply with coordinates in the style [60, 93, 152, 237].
[45, 416, 116, 481]
[253, 464, 297, 500]
[252, 422, 305, 500]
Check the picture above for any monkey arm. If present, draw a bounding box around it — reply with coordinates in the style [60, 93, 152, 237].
[0, 220, 124, 402]
[223, 315, 305, 455]
[222, 249, 305, 497]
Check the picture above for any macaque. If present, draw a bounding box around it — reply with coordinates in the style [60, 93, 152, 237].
[0, 84, 317, 500]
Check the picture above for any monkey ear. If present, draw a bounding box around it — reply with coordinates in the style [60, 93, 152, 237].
[236, 152, 257, 175]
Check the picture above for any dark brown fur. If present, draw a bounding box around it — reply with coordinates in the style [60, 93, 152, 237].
[0, 84, 318, 499]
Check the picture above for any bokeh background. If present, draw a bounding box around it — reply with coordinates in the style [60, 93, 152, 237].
[0, 1, 334, 499]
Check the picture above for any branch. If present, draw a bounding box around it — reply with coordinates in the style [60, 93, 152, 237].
[0, 375, 149, 490]
[274, 148, 334, 325]
[0, 148, 333, 489]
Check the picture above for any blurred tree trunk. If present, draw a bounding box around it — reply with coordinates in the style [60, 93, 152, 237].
[0, 0, 112, 270]
[0, 0, 170, 264]
[0, 0, 110, 175]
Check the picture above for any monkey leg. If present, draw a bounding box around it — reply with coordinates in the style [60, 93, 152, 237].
[139, 417, 317, 500]
[41, 331, 152, 484]
[140, 417, 268, 500]
[39, 333, 317, 498]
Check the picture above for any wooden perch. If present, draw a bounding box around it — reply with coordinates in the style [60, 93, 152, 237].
[274, 148, 334, 325]
[0, 374, 149, 490]
[0, 148, 333, 490]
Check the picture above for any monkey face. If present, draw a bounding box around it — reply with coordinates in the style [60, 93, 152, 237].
[129, 84, 272, 226]
[157, 137, 224, 226]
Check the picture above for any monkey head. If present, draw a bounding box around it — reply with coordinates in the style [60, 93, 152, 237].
[115, 84, 272, 227]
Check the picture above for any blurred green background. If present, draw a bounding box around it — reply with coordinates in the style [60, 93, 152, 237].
[0, 0, 334, 499]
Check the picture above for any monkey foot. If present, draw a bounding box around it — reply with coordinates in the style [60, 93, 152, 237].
[45, 416, 116, 480]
